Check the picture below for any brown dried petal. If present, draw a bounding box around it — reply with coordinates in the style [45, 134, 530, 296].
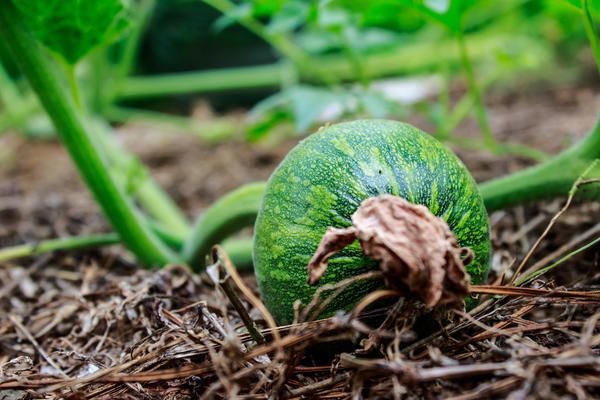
[307, 195, 471, 309]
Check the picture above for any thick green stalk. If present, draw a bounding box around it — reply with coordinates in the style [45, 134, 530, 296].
[0, 1, 179, 266]
[480, 117, 600, 211]
[182, 182, 266, 269]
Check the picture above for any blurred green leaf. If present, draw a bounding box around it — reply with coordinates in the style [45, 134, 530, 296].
[358, 90, 403, 118]
[12, 0, 130, 64]
[247, 109, 291, 141]
[249, 84, 344, 137]
[249, 83, 408, 141]
[289, 85, 340, 131]
[412, 0, 464, 32]
[562, 0, 600, 12]
[267, 0, 310, 33]
[424, 0, 450, 13]
[213, 3, 253, 32]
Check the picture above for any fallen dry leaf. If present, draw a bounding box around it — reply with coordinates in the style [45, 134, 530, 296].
[307, 195, 471, 309]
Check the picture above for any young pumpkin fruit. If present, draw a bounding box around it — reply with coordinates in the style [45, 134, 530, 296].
[253, 120, 491, 324]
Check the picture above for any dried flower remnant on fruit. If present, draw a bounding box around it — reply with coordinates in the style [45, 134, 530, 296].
[307, 195, 472, 309]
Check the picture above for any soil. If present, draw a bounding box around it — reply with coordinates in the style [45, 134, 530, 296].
[1, 85, 600, 399]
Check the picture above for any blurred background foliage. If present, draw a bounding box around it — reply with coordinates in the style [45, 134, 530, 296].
[0, 0, 598, 150]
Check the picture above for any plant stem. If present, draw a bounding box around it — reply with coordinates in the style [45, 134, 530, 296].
[0, 1, 179, 266]
[582, 0, 600, 74]
[434, 62, 452, 140]
[104, 106, 240, 142]
[65, 64, 82, 110]
[221, 238, 254, 272]
[480, 117, 600, 211]
[0, 233, 119, 263]
[0, 97, 39, 134]
[182, 182, 266, 270]
[0, 233, 254, 270]
[445, 136, 549, 162]
[456, 30, 498, 153]
[0, 59, 23, 111]
[91, 119, 191, 237]
[117, 62, 289, 99]
[201, 0, 333, 84]
[117, 33, 543, 99]
[115, 0, 155, 81]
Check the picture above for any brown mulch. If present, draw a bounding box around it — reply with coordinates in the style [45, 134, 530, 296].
[1, 86, 600, 399]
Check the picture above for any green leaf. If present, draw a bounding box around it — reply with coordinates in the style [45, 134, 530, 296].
[213, 3, 253, 33]
[267, 0, 309, 33]
[288, 85, 341, 131]
[417, 0, 463, 32]
[359, 90, 403, 118]
[11, 0, 130, 64]
[249, 85, 344, 138]
[424, 0, 450, 13]
[563, 0, 598, 10]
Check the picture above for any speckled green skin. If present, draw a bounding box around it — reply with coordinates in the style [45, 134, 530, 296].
[253, 120, 491, 325]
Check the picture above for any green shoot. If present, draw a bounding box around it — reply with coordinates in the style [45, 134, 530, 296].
[0, 0, 179, 265]
[0, 233, 254, 271]
[104, 107, 239, 143]
[182, 182, 266, 270]
[90, 120, 191, 238]
[0, 234, 120, 263]
[456, 29, 498, 153]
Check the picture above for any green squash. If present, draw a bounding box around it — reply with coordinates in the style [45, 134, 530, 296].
[253, 120, 491, 324]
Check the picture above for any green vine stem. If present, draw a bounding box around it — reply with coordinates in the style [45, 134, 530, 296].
[456, 30, 498, 153]
[182, 182, 266, 269]
[0, 1, 179, 266]
[91, 119, 191, 237]
[116, 33, 542, 99]
[0, 234, 119, 263]
[201, 0, 333, 85]
[0, 234, 253, 271]
[480, 116, 600, 211]
[582, 0, 600, 74]
[104, 106, 239, 142]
